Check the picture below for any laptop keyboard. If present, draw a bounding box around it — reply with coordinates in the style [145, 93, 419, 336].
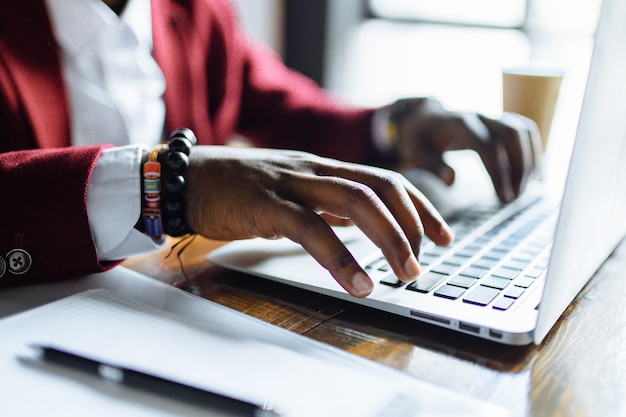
[364, 197, 556, 311]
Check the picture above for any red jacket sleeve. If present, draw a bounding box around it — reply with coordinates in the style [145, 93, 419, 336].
[236, 42, 378, 164]
[154, 0, 379, 164]
[0, 146, 116, 285]
[219, 0, 377, 164]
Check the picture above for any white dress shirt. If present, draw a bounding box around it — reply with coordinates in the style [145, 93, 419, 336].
[44, 0, 389, 263]
[44, 0, 166, 260]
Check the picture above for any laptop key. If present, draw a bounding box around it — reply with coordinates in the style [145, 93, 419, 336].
[495, 240, 518, 251]
[493, 297, 515, 311]
[502, 258, 529, 271]
[525, 265, 546, 278]
[447, 275, 478, 289]
[455, 245, 482, 257]
[443, 254, 469, 267]
[459, 265, 489, 279]
[515, 277, 535, 288]
[377, 263, 391, 272]
[504, 286, 525, 299]
[463, 286, 500, 306]
[434, 285, 466, 300]
[423, 245, 450, 256]
[483, 250, 506, 261]
[379, 274, 404, 288]
[481, 276, 511, 290]
[472, 257, 498, 269]
[511, 254, 535, 263]
[492, 267, 521, 280]
[406, 272, 447, 293]
[430, 263, 459, 276]
[365, 257, 386, 270]
[419, 253, 440, 266]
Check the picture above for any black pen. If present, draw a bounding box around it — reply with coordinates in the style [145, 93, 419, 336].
[29, 344, 282, 417]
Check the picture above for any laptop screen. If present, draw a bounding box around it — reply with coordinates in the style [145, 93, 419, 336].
[534, 0, 626, 343]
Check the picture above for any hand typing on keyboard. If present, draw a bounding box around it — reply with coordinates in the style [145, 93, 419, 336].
[185, 146, 454, 298]
[370, 198, 555, 311]
[385, 97, 542, 203]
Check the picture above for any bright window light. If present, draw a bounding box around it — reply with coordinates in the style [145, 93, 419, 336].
[369, 0, 527, 27]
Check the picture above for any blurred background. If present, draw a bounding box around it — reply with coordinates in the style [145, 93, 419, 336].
[230, 0, 603, 188]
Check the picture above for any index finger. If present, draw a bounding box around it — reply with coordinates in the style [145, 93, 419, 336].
[283, 173, 422, 284]
[272, 200, 375, 298]
[479, 113, 539, 196]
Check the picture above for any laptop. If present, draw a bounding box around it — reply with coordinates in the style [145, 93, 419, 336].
[209, 0, 626, 346]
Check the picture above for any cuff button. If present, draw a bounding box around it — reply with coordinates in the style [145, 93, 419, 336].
[7, 249, 32, 275]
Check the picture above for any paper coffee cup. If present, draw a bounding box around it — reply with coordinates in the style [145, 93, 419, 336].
[502, 65, 564, 151]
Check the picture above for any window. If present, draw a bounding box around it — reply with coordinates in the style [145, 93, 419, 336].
[369, 0, 527, 28]
[330, 0, 601, 119]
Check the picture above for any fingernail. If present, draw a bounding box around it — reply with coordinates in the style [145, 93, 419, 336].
[439, 167, 455, 186]
[404, 255, 421, 279]
[351, 272, 374, 297]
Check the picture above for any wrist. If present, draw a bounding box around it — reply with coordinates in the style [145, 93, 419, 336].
[140, 145, 168, 242]
[134, 149, 150, 234]
[387, 97, 436, 138]
[136, 129, 198, 240]
[160, 129, 196, 237]
[369, 98, 432, 169]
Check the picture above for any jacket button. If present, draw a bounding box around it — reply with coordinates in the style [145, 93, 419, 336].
[0, 256, 5, 278]
[6, 249, 32, 275]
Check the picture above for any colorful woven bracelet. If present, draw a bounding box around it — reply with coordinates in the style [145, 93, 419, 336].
[142, 144, 167, 242]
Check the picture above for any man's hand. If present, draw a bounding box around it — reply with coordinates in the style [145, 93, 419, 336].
[388, 98, 542, 203]
[185, 146, 453, 298]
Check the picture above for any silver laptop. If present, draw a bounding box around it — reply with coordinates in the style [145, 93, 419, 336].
[209, 0, 626, 346]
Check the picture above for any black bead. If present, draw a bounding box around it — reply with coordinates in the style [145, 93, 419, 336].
[166, 217, 188, 236]
[159, 128, 196, 237]
[164, 174, 185, 194]
[165, 151, 189, 172]
[169, 128, 197, 146]
[169, 137, 192, 155]
[163, 199, 185, 215]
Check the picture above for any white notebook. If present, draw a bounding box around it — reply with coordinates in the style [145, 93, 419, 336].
[0, 267, 507, 417]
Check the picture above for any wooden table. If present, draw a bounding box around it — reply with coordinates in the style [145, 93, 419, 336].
[123, 234, 626, 417]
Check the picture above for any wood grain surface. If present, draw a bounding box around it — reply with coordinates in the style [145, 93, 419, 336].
[123, 235, 626, 417]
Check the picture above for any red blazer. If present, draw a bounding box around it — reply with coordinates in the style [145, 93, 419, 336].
[0, 0, 376, 284]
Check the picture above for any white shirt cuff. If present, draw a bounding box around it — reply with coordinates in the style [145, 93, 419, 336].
[87, 145, 163, 260]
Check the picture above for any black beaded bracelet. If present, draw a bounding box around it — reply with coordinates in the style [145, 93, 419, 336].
[161, 128, 197, 237]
